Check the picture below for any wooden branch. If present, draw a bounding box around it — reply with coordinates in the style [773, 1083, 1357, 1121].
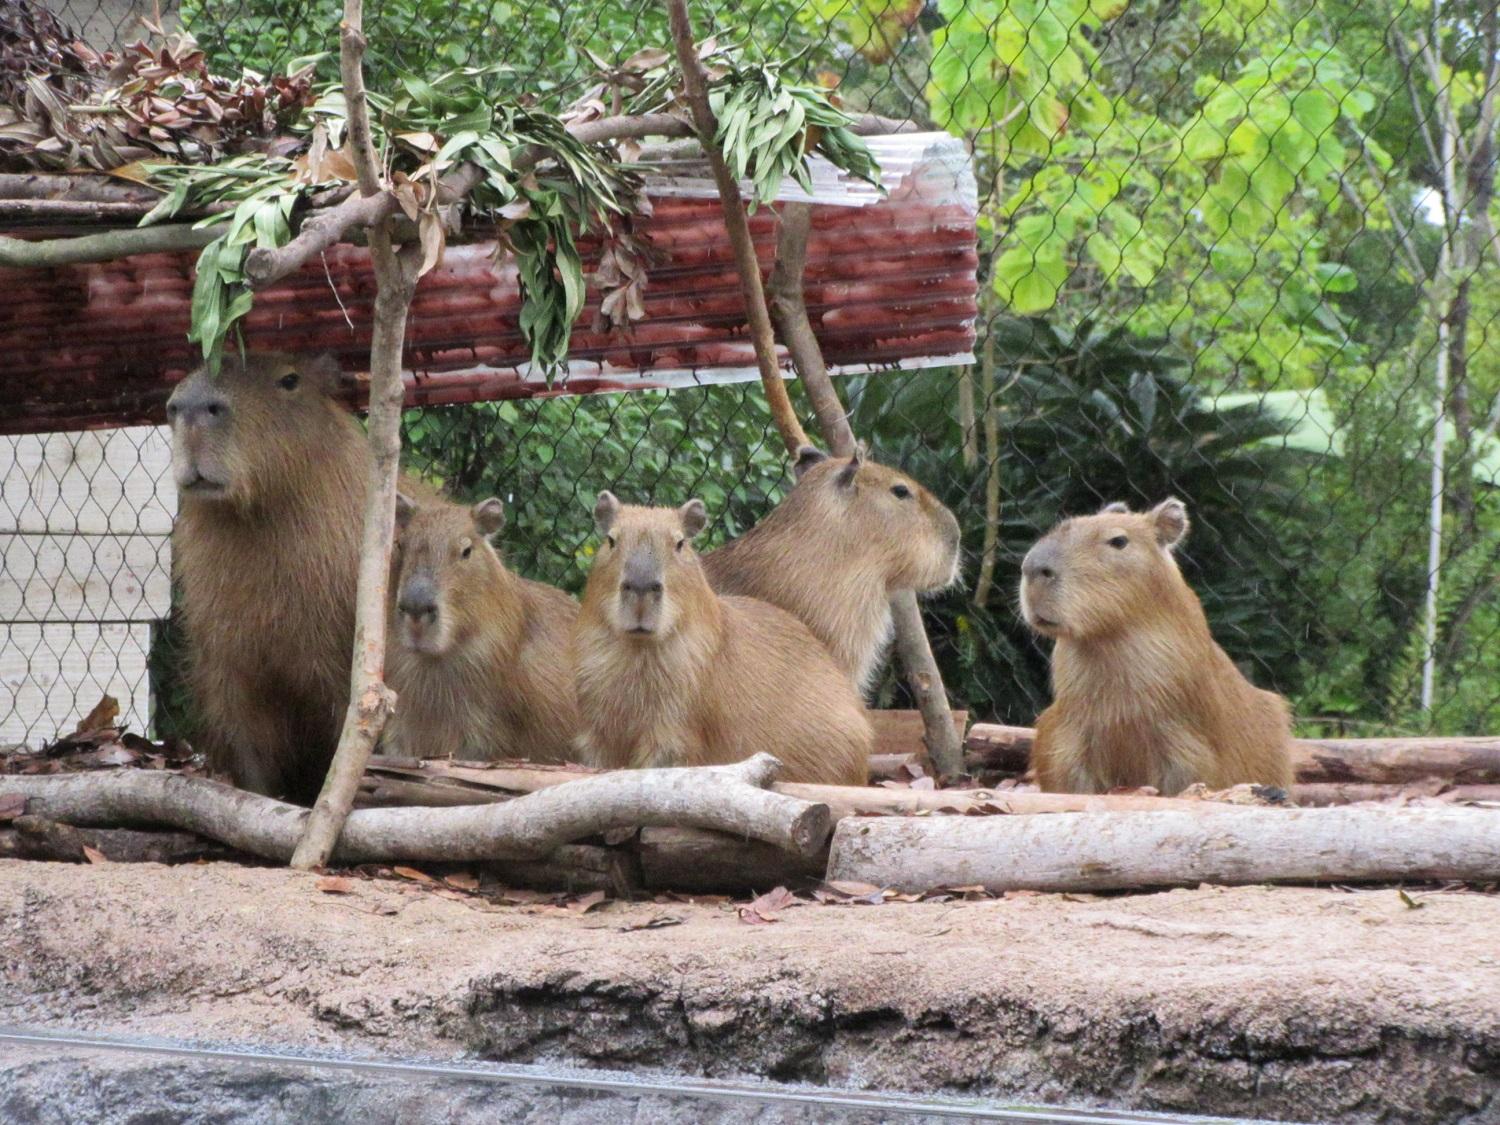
[0, 816, 236, 864]
[965, 723, 1500, 785]
[290, 0, 419, 870]
[763, 197, 961, 779]
[360, 756, 1229, 819]
[0, 199, 171, 222]
[638, 826, 825, 891]
[1, 753, 830, 863]
[0, 222, 223, 269]
[888, 591, 965, 779]
[777, 782, 1223, 819]
[663, 0, 808, 454]
[828, 806, 1500, 893]
[489, 843, 640, 896]
[0, 173, 164, 203]
[767, 201, 856, 454]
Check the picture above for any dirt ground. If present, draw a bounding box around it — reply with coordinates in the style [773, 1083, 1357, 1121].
[2, 859, 1498, 1123]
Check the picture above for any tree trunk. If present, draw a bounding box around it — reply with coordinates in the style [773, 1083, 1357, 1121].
[638, 826, 826, 891]
[828, 806, 1500, 893]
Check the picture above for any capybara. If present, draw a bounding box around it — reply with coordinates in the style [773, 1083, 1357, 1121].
[169, 352, 374, 802]
[1019, 498, 1294, 795]
[384, 493, 580, 762]
[573, 492, 872, 785]
[701, 446, 961, 692]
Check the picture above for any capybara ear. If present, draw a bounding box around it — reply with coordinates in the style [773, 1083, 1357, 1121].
[1099, 501, 1130, 515]
[594, 490, 621, 536]
[472, 497, 505, 536]
[395, 492, 418, 530]
[298, 352, 344, 393]
[679, 498, 708, 540]
[793, 445, 829, 479]
[834, 454, 861, 490]
[1151, 498, 1189, 549]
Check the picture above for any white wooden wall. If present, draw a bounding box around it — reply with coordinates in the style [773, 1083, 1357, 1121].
[0, 427, 175, 747]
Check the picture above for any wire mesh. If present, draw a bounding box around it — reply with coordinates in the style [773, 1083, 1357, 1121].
[4, 0, 1498, 748]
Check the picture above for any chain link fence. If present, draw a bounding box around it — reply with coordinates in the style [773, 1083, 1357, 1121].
[4, 0, 1498, 748]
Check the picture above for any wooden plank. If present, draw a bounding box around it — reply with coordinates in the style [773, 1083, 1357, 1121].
[0, 533, 171, 622]
[866, 708, 967, 759]
[0, 622, 152, 747]
[0, 427, 175, 535]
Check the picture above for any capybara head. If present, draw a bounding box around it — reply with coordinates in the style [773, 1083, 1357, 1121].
[167, 352, 347, 506]
[392, 495, 507, 657]
[790, 446, 961, 592]
[589, 491, 709, 639]
[1020, 499, 1190, 641]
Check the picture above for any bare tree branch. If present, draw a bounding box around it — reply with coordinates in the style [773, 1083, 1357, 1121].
[291, 0, 420, 870]
[0, 222, 222, 268]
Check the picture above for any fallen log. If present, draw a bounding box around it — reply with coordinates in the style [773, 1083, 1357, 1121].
[363, 758, 1243, 817]
[487, 844, 640, 897]
[1289, 782, 1500, 807]
[0, 753, 830, 864]
[965, 723, 1500, 785]
[0, 817, 237, 864]
[638, 826, 825, 892]
[827, 805, 1500, 893]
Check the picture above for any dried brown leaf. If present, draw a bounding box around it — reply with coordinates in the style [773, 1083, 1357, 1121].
[81, 844, 109, 864]
[443, 872, 480, 892]
[738, 885, 798, 924]
[317, 875, 355, 894]
[567, 889, 608, 914]
[73, 695, 119, 735]
[417, 211, 445, 278]
[392, 865, 435, 884]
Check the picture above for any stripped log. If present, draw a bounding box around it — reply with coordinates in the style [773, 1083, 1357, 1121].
[0, 753, 830, 864]
[361, 758, 1257, 817]
[965, 723, 1500, 785]
[828, 806, 1500, 893]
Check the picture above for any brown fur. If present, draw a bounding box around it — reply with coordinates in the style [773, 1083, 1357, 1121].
[170, 352, 383, 802]
[169, 352, 432, 804]
[384, 494, 580, 762]
[573, 493, 872, 785]
[1019, 499, 1294, 795]
[701, 447, 961, 693]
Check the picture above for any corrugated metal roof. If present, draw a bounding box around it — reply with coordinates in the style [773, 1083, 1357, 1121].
[0, 132, 977, 434]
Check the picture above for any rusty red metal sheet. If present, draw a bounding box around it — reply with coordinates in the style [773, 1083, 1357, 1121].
[0, 134, 977, 434]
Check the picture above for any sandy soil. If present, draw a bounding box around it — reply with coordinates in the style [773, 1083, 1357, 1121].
[2, 860, 1498, 1122]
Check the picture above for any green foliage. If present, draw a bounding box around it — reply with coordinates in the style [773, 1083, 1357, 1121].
[707, 60, 882, 207]
[143, 154, 310, 372]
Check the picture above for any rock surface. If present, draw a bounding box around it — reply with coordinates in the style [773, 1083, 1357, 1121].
[2, 860, 1498, 1122]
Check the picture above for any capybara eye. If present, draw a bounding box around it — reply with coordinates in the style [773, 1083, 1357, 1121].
[461, 545, 473, 560]
[605, 535, 616, 549]
[676, 538, 686, 552]
[278, 372, 300, 391]
[1108, 535, 1129, 550]
[891, 484, 912, 499]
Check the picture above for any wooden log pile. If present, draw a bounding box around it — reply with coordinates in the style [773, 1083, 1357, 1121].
[6, 710, 1496, 897]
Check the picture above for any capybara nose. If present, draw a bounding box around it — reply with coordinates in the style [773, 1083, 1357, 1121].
[167, 384, 229, 428]
[1022, 544, 1059, 582]
[398, 576, 439, 620]
[621, 579, 664, 596]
